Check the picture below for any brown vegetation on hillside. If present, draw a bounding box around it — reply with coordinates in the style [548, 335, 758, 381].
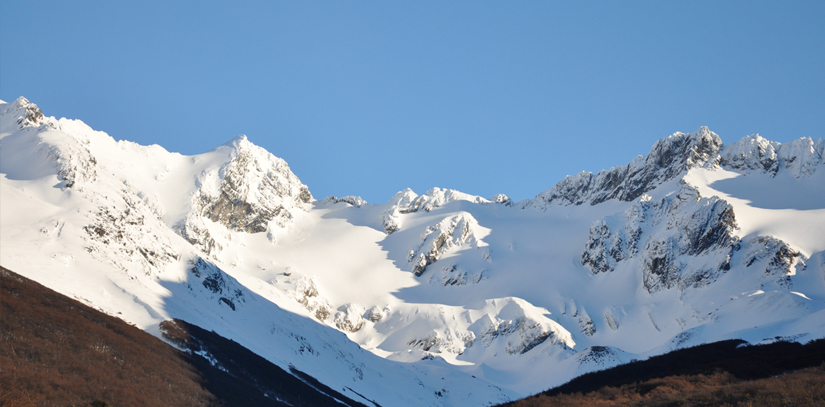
[0, 267, 367, 407]
[505, 338, 825, 407]
[0, 267, 216, 407]
[510, 364, 825, 406]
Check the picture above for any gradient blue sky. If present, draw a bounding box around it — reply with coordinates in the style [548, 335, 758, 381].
[3, 1, 824, 203]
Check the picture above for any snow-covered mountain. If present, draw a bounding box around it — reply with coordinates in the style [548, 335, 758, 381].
[2, 96, 824, 406]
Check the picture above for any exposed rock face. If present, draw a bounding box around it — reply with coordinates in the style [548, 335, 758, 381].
[364, 305, 389, 323]
[474, 301, 574, 355]
[536, 127, 723, 206]
[407, 329, 476, 355]
[1, 98, 99, 189]
[578, 309, 596, 337]
[378, 188, 490, 235]
[398, 298, 576, 358]
[407, 212, 478, 275]
[640, 197, 738, 293]
[50, 144, 98, 188]
[379, 189, 418, 234]
[603, 308, 621, 331]
[321, 195, 367, 207]
[582, 185, 739, 292]
[536, 129, 824, 211]
[83, 185, 179, 275]
[581, 183, 806, 294]
[179, 216, 223, 258]
[189, 258, 245, 311]
[429, 264, 486, 286]
[719, 134, 781, 175]
[401, 188, 490, 214]
[334, 303, 366, 333]
[490, 194, 514, 206]
[720, 134, 824, 178]
[380, 206, 402, 235]
[197, 136, 312, 234]
[535, 128, 822, 210]
[497, 319, 554, 355]
[740, 236, 802, 289]
[7, 97, 45, 129]
[181, 136, 312, 254]
[292, 276, 331, 322]
[3, 98, 180, 277]
[774, 137, 824, 178]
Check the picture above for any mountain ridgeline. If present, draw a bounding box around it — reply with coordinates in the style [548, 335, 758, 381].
[1, 96, 824, 406]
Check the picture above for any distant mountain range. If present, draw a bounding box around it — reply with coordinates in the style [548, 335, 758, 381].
[2, 96, 824, 406]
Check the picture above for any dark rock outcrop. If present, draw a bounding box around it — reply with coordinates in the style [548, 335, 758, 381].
[198, 137, 312, 233]
[536, 127, 723, 206]
[581, 185, 740, 292]
[408, 213, 477, 275]
[189, 258, 245, 310]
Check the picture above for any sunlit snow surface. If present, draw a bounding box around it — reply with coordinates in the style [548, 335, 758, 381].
[2, 97, 825, 405]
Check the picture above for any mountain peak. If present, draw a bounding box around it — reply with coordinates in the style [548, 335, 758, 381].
[13, 96, 31, 107]
[1, 96, 45, 131]
[183, 133, 313, 239]
[535, 128, 724, 206]
[221, 134, 252, 150]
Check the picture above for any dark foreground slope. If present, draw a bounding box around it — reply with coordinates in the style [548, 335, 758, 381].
[503, 340, 825, 406]
[0, 267, 367, 407]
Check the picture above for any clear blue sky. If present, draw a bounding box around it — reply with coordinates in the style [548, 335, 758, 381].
[3, 1, 824, 203]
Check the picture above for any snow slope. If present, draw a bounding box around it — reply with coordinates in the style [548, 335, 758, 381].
[2, 97, 824, 404]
